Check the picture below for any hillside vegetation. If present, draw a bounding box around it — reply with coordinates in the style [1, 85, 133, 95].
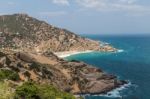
[0, 14, 116, 52]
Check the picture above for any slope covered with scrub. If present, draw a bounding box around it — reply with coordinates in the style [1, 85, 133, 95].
[0, 14, 116, 52]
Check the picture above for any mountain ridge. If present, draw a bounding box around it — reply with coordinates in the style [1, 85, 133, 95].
[0, 13, 116, 53]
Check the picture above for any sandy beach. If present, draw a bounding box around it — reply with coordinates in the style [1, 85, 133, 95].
[54, 49, 124, 58]
[54, 50, 94, 58]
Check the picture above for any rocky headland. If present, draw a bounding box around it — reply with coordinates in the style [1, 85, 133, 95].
[0, 13, 116, 53]
[0, 50, 126, 95]
[0, 13, 126, 97]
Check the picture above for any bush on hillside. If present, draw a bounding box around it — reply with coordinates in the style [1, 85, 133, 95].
[38, 84, 75, 99]
[0, 69, 20, 81]
[14, 81, 75, 99]
[15, 82, 39, 99]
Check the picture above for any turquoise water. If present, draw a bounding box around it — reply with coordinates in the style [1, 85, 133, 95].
[66, 35, 150, 99]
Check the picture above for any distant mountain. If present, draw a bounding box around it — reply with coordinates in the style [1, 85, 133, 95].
[0, 13, 116, 52]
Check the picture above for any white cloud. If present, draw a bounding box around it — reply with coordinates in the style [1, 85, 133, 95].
[48, 0, 150, 16]
[52, 0, 69, 6]
[39, 11, 67, 17]
[76, 0, 150, 13]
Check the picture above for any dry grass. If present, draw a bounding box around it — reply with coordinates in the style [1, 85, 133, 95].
[0, 81, 14, 99]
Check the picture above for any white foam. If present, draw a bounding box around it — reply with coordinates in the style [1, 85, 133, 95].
[117, 49, 124, 53]
[81, 81, 132, 98]
[100, 82, 132, 98]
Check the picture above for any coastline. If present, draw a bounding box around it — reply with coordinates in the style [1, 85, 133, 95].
[54, 49, 127, 97]
[54, 50, 94, 58]
[54, 49, 124, 58]
[77, 81, 131, 98]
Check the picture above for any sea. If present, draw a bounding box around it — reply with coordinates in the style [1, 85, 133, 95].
[66, 35, 150, 99]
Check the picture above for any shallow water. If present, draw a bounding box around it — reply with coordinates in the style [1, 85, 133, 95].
[66, 35, 150, 99]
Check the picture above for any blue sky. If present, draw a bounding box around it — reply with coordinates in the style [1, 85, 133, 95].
[0, 0, 150, 35]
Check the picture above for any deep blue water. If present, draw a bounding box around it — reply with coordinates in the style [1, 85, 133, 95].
[66, 35, 150, 99]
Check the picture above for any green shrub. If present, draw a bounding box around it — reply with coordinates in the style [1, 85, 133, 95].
[8, 72, 20, 81]
[29, 62, 40, 72]
[15, 81, 75, 99]
[0, 69, 20, 81]
[15, 82, 39, 99]
[38, 84, 75, 99]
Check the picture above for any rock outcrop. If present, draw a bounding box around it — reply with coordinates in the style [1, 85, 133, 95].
[0, 51, 127, 94]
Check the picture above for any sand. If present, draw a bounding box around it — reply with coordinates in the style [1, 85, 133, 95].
[54, 50, 94, 58]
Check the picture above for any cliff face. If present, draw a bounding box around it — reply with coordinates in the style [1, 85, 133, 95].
[0, 51, 126, 94]
[0, 14, 116, 52]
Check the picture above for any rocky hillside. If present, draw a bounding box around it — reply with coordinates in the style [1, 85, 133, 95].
[0, 14, 116, 52]
[0, 50, 126, 96]
[0, 13, 127, 98]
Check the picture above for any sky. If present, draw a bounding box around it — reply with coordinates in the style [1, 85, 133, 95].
[0, 0, 150, 35]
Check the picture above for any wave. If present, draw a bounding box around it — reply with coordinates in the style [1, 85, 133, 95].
[117, 49, 124, 53]
[99, 82, 132, 98]
[82, 81, 134, 98]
